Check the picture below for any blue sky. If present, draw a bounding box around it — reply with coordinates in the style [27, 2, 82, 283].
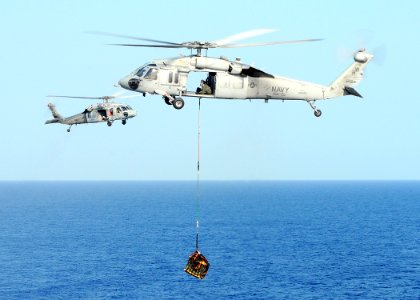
[1, 0, 419, 180]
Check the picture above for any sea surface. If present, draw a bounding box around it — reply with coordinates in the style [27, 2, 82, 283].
[0, 181, 418, 299]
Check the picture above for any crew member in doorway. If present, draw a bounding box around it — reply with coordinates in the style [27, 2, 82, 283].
[196, 80, 212, 95]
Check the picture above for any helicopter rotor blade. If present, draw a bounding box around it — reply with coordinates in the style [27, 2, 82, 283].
[109, 43, 185, 48]
[47, 95, 105, 100]
[48, 92, 140, 100]
[117, 94, 142, 99]
[213, 28, 277, 46]
[372, 44, 387, 66]
[219, 38, 324, 48]
[111, 90, 127, 98]
[87, 31, 182, 46]
[92, 29, 322, 51]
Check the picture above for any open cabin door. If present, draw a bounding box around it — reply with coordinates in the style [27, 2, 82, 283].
[183, 72, 215, 97]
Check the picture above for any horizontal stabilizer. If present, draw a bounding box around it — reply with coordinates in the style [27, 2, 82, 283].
[45, 119, 60, 124]
[344, 86, 363, 98]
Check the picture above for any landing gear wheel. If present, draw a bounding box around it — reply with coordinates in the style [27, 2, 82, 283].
[314, 109, 322, 117]
[122, 119, 127, 125]
[107, 121, 112, 127]
[164, 96, 172, 105]
[67, 128, 70, 133]
[173, 98, 184, 110]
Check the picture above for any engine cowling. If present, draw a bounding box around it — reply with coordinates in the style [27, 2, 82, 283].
[229, 63, 242, 75]
[196, 57, 230, 71]
[195, 57, 242, 74]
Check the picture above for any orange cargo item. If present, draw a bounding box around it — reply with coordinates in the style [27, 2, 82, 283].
[184, 250, 209, 279]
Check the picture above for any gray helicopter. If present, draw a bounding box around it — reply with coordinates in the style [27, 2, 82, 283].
[93, 29, 373, 117]
[45, 93, 137, 132]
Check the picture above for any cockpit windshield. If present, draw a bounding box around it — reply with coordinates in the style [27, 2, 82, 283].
[132, 64, 146, 75]
[136, 67, 147, 77]
[118, 106, 133, 111]
[133, 63, 158, 78]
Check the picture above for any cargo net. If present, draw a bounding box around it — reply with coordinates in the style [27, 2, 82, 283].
[184, 250, 210, 279]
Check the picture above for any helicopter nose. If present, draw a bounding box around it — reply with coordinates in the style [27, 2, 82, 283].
[118, 77, 129, 89]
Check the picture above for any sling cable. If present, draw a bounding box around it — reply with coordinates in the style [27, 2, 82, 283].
[184, 99, 210, 279]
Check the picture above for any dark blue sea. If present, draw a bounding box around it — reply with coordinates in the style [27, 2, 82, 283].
[0, 181, 418, 299]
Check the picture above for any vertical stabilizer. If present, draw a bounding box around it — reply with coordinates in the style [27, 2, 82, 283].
[327, 49, 373, 98]
[45, 103, 63, 124]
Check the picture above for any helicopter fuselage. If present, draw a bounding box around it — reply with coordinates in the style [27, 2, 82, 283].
[117, 51, 372, 116]
[46, 102, 137, 132]
[66, 103, 136, 125]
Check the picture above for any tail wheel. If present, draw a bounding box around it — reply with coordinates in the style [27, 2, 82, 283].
[173, 98, 184, 110]
[314, 109, 322, 117]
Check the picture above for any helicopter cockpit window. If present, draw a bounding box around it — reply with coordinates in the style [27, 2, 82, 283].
[136, 67, 147, 77]
[126, 105, 133, 110]
[132, 63, 147, 75]
[144, 68, 158, 80]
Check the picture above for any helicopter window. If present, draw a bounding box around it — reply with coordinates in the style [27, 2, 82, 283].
[145, 68, 158, 80]
[168, 71, 173, 83]
[132, 63, 148, 74]
[117, 107, 121, 113]
[121, 106, 127, 111]
[136, 67, 147, 77]
[127, 105, 133, 110]
[174, 72, 179, 84]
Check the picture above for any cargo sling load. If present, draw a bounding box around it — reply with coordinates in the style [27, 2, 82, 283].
[185, 250, 209, 279]
[184, 100, 210, 279]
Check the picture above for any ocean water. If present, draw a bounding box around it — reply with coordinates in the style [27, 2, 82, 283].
[0, 181, 418, 299]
